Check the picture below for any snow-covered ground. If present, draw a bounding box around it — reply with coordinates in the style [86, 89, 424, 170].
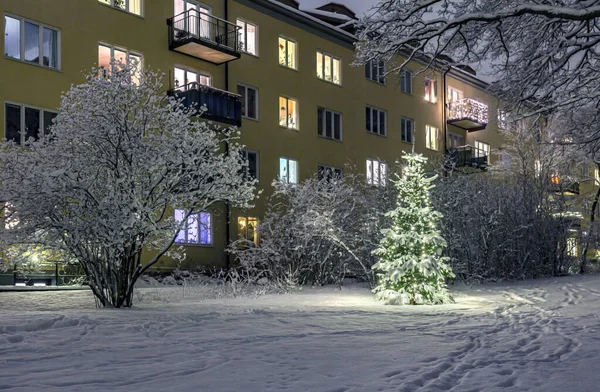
[2, 275, 600, 392]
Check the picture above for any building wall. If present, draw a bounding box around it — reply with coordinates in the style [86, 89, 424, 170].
[1, 0, 505, 272]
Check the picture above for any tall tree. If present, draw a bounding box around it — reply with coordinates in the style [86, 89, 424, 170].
[0, 61, 256, 307]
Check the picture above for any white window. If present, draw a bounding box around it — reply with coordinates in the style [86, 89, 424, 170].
[425, 78, 437, 103]
[401, 69, 413, 94]
[4, 15, 60, 69]
[4, 102, 57, 145]
[425, 125, 438, 150]
[366, 159, 387, 186]
[174, 0, 212, 40]
[401, 117, 414, 144]
[316, 51, 341, 85]
[567, 237, 578, 257]
[365, 60, 385, 84]
[366, 106, 386, 136]
[174, 66, 211, 90]
[595, 168, 600, 185]
[238, 216, 259, 245]
[317, 108, 342, 141]
[279, 157, 298, 184]
[98, 44, 143, 84]
[237, 84, 258, 120]
[497, 109, 507, 130]
[318, 165, 343, 181]
[99, 0, 143, 16]
[279, 97, 298, 129]
[237, 19, 257, 55]
[278, 36, 297, 70]
[448, 86, 463, 103]
[174, 209, 212, 245]
[240, 149, 259, 181]
[474, 141, 490, 158]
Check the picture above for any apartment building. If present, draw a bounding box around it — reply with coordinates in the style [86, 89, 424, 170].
[1, 0, 505, 280]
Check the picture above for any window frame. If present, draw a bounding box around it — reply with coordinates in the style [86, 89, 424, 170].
[447, 86, 464, 103]
[401, 69, 413, 95]
[316, 50, 342, 85]
[425, 124, 439, 151]
[317, 164, 343, 181]
[424, 78, 437, 103]
[401, 116, 415, 144]
[365, 59, 386, 85]
[3, 13, 61, 70]
[278, 96, 299, 130]
[366, 105, 387, 137]
[366, 158, 387, 187]
[279, 157, 299, 184]
[174, 209, 213, 246]
[174, 65, 212, 90]
[237, 83, 259, 120]
[98, 0, 144, 17]
[98, 42, 144, 82]
[278, 35, 298, 70]
[240, 149, 259, 181]
[238, 216, 259, 245]
[236, 18, 258, 56]
[474, 140, 491, 158]
[317, 107, 343, 142]
[4, 101, 57, 145]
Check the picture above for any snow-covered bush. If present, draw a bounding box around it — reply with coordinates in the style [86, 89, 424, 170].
[0, 61, 256, 307]
[373, 153, 454, 305]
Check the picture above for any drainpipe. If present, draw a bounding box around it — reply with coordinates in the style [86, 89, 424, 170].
[224, 0, 231, 269]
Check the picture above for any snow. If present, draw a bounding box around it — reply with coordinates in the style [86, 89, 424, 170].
[2, 275, 600, 391]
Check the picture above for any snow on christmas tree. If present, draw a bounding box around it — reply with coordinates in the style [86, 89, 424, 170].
[372, 152, 454, 305]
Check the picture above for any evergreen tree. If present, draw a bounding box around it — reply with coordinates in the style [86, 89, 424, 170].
[373, 153, 454, 305]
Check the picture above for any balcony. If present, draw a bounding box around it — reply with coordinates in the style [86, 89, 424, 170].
[550, 176, 580, 195]
[169, 83, 242, 127]
[448, 98, 488, 131]
[446, 145, 488, 170]
[167, 10, 240, 64]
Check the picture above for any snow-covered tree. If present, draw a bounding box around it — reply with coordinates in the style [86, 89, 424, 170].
[373, 153, 454, 305]
[0, 61, 256, 307]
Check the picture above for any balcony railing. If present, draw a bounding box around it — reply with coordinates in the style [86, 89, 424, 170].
[169, 83, 242, 127]
[448, 98, 489, 131]
[550, 176, 580, 195]
[446, 145, 488, 170]
[167, 10, 240, 64]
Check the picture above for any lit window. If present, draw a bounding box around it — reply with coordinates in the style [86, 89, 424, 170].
[366, 106, 386, 136]
[99, 0, 143, 16]
[174, 0, 212, 39]
[4, 103, 57, 145]
[448, 86, 463, 103]
[317, 108, 342, 141]
[497, 109, 507, 130]
[567, 237, 578, 257]
[425, 78, 437, 103]
[240, 150, 259, 181]
[279, 157, 298, 184]
[4, 15, 60, 69]
[174, 209, 212, 245]
[318, 165, 342, 181]
[595, 168, 600, 185]
[474, 141, 490, 158]
[174, 66, 211, 90]
[366, 159, 387, 186]
[238, 217, 259, 245]
[365, 60, 385, 84]
[401, 69, 413, 94]
[98, 44, 143, 84]
[316, 51, 341, 85]
[425, 125, 438, 150]
[237, 84, 258, 120]
[278, 36, 297, 69]
[237, 19, 258, 55]
[401, 117, 414, 144]
[279, 97, 298, 129]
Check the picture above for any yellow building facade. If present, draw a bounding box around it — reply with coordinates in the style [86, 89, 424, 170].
[1, 0, 506, 277]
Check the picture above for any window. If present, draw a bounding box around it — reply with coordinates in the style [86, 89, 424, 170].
[237, 84, 258, 120]
[279, 157, 298, 184]
[474, 141, 490, 158]
[365, 60, 385, 84]
[317, 108, 342, 141]
[278, 36, 297, 69]
[424, 78, 437, 103]
[4, 15, 60, 69]
[449, 133, 464, 148]
[4, 102, 57, 145]
[174, 66, 211, 90]
[595, 168, 600, 185]
[497, 151, 512, 169]
[401, 117, 414, 144]
[318, 165, 342, 181]
[448, 87, 463, 103]
[366, 159, 387, 186]
[98, 44, 143, 84]
[316, 51, 341, 85]
[174, 0, 212, 39]
[401, 69, 413, 94]
[279, 97, 298, 129]
[567, 237, 578, 257]
[238, 217, 259, 245]
[366, 106, 386, 136]
[175, 210, 212, 245]
[425, 125, 438, 150]
[240, 150, 258, 181]
[581, 165, 589, 179]
[497, 109, 507, 130]
[237, 19, 257, 55]
[99, 0, 142, 16]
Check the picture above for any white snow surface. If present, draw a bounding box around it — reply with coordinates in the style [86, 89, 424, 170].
[2, 275, 600, 391]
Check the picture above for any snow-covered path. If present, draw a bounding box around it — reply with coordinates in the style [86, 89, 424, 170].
[2, 275, 600, 391]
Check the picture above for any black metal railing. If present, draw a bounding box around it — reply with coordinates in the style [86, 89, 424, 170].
[169, 83, 242, 126]
[167, 10, 240, 55]
[446, 145, 488, 170]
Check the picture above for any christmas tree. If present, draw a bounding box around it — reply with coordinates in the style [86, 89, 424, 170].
[372, 153, 454, 305]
